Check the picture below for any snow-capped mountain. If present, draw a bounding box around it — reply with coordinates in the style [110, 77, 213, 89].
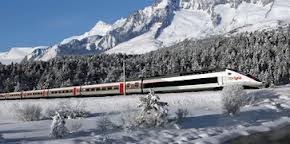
[0, 46, 48, 65]
[20, 0, 290, 61]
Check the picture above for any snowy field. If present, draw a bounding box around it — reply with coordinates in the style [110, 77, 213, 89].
[1, 86, 290, 144]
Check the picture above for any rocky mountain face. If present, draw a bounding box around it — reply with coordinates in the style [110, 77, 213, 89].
[10, 0, 290, 62]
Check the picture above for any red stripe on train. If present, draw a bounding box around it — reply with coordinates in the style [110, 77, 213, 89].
[119, 83, 124, 94]
[73, 87, 77, 96]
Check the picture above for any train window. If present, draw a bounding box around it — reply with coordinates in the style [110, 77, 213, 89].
[135, 83, 139, 87]
[96, 87, 100, 91]
[144, 77, 218, 88]
[108, 87, 112, 90]
[228, 73, 232, 75]
[114, 86, 118, 89]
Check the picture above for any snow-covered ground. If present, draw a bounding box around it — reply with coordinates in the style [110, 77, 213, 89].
[1, 86, 290, 143]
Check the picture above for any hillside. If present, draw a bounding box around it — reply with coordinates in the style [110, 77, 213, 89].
[0, 26, 289, 92]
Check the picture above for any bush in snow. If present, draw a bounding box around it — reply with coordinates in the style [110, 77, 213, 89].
[14, 104, 42, 121]
[175, 108, 189, 124]
[50, 111, 68, 138]
[136, 89, 169, 128]
[45, 101, 89, 119]
[120, 111, 138, 131]
[0, 134, 4, 143]
[66, 120, 82, 133]
[96, 114, 117, 133]
[221, 84, 246, 116]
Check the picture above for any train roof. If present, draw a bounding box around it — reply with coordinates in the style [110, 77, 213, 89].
[140, 68, 228, 81]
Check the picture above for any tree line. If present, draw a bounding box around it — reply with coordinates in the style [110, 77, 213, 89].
[0, 25, 290, 92]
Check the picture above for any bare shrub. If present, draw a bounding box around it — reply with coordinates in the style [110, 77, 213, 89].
[45, 101, 89, 119]
[120, 111, 138, 131]
[14, 104, 42, 121]
[0, 133, 4, 143]
[66, 120, 82, 133]
[96, 115, 117, 133]
[175, 108, 189, 123]
[221, 85, 246, 116]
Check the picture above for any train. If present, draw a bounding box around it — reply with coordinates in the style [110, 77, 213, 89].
[0, 69, 263, 100]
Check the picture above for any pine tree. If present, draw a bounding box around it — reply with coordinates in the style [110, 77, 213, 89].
[50, 112, 68, 138]
[136, 89, 169, 128]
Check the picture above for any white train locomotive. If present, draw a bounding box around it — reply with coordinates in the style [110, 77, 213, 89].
[0, 69, 263, 100]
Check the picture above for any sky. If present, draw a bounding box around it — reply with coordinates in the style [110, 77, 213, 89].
[0, 0, 154, 52]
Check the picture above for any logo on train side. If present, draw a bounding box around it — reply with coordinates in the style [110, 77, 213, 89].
[229, 76, 242, 80]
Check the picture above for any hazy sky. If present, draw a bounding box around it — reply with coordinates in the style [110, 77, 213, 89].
[0, 0, 154, 52]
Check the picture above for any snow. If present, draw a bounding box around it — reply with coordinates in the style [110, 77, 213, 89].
[2, 86, 290, 143]
[60, 21, 112, 45]
[37, 45, 58, 61]
[105, 24, 163, 54]
[158, 1, 278, 47]
[85, 21, 112, 37]
[0, 46, 47, 65]
[108, 0, 290, 54]
[157, 9, 213, 47]
[156, 0, 169, 9]
[267, 0, 290, 21]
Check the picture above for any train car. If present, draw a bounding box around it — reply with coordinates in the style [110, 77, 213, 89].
[0, 93, 5, 100]
[142, 71, 223, 93]
[23, 90, 46, 99]
[123, 80, 143, 94]
[81, 82, 120, 96]
[0, 69, 263, 100]
[4, 92, 22, 99]
[142, 69, 262, 93]
[48, 86, 81, 98]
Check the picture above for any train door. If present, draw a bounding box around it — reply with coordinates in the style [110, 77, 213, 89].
[73, 87, 77, 96]
[119, 83, 124, 94]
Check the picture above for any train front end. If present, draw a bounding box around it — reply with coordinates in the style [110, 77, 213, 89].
[224, 69, 263, 88]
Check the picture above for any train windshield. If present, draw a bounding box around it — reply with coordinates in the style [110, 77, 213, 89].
[246, 74, 261, 82]
[228, 69, 261, 82]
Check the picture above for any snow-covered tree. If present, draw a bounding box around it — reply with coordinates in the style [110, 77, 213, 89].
[136, 89, 169, 128]
[221, 85, 246, 116]
[50, 112, 68, 138]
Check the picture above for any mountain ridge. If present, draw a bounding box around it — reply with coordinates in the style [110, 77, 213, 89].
[2, 0, 290, 64]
